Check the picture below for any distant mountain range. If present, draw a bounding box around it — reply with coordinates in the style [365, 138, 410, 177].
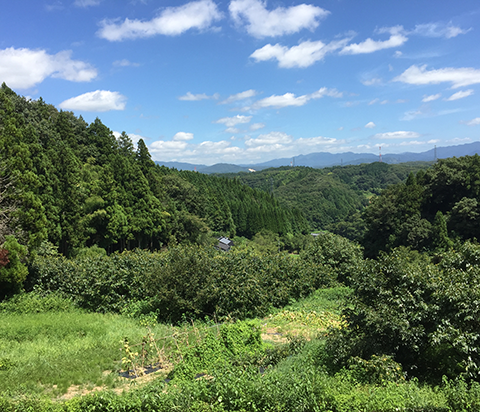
[155, 142, 480, 174]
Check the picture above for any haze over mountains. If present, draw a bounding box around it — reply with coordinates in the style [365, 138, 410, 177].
[156, 142, 480, 174]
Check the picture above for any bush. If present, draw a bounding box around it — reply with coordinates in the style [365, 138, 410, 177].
[0, 235, 28, 298]
[326, 243, 480, 383]
[300, 232, 364, 284]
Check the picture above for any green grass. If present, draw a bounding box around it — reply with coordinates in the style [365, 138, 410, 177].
[0, 300, 174, 398]
[262, 286, 351, 339]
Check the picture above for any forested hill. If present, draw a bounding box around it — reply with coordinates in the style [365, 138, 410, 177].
[0, 84, 306, 256]
[221, 161, 433, 235]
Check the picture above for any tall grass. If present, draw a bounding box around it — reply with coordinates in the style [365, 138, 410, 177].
[0, 294, 173, 397]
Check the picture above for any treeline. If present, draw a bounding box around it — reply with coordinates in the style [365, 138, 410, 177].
[223, 161, 432, 237]
[0, 83, 305, 257]
[362, 154, 480, 257]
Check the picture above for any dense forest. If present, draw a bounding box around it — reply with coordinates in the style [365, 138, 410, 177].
[222, 161, 433, 239]
[0, 83, 306, 259]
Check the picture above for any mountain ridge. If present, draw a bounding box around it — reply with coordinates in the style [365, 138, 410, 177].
[155, 142, 480, 173]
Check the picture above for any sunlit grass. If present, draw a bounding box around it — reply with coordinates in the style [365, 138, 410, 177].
[262, 286, 351, 339]
[0, 309, 174, 397]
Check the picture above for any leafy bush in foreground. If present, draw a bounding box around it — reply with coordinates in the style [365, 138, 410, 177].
[326, 243, 480, 382]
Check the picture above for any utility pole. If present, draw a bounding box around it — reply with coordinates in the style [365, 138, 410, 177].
[379, 146, 382, 163]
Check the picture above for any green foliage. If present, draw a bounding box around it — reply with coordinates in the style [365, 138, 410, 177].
[0, 86, 303, 262]
[341, 355, 405, 385]
[0, 305, 173, 398]
[29, 244, 337, 322]
[0, 292, 73, 314]
[362, 155, 480, 256]
[226, 162, 431, 237]
[171, 320, 265, 381]
[326, 243, 480, 382]
[300, 231, 364, 284]
[0, 235, 28, 298]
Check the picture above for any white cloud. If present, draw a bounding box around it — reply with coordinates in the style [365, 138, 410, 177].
[340, 26, 407, 55]
[150, 139, 189, 154]
[250, 123, 265, 131]
[173, 132, 194, 141]
[178, 91, 219, 101]
[250, 87, 341, 110]
[422, 93, 441, 102]
[113, 131, 143, 146]
[445, 89, 474, 101]
[113, 59, 140, 67]
[97, 0, 222, 41]
[229, 0, 329, 38]
[251, 38, 350, 68]
[465, 117, 480, 126]
[220, 89, 257, 104]
[373, 131, 421, 139]
[58, 90, 127, 112]
[362, 77, 382, 86]
[295, 136, 339, 146]
[74, 0, 101, 7]
[365, 122, 376, 129]
[412, 22, 470, 38]
[0, 47, 97, 89]
[394, 65, 480, 89]
[215, 115, 252, 127]
[245, 131, 293, 147]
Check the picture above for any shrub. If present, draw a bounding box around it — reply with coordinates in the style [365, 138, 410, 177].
[326, 243, 480, 382]
[300, 232, 364, 284]
[0, 235, 28, 298]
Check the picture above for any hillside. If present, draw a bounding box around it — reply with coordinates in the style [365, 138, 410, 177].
[0, 84, 303, 258]
[220, 161, 433, 236]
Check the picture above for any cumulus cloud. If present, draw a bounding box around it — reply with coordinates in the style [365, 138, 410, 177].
[97, 0, 222, 41]
[229, 0, 329, 38]
[220, 89, 258, 104]
[178, 91, 219, 101]
[245, 131, 293, 147]
[465, 117, 480, 126]
[422, 93, 441, 102]
[251, 38, 350, 68]
[173, 132, 194, 141]
[58, 90, 127, 112]
[365, 122, 376, 128]
[373, 131, 421, 139]
[394, 65, 480, 89]
[340, 26, 407, 55]
[412, 22, 470, 38]
[215, 115, 252, 127]
[150, 139, 189, 154]
[445, 89, 474, 101]
[250, 87, 342, 110]
[148, 131, 346, 164]
[0, 47, 97, 89]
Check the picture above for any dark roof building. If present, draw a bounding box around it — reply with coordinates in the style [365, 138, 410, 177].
[217, 236, 234, 251]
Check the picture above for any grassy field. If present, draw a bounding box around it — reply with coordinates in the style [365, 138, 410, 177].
[4, 287, 473, 412]
[0, 287, 349, 400]
[0, 295, 177, 398]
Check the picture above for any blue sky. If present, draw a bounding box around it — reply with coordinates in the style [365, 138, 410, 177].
[1, 0, 480, 165]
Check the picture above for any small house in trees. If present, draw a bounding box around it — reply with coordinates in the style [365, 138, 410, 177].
[217, 237, 234, 251]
